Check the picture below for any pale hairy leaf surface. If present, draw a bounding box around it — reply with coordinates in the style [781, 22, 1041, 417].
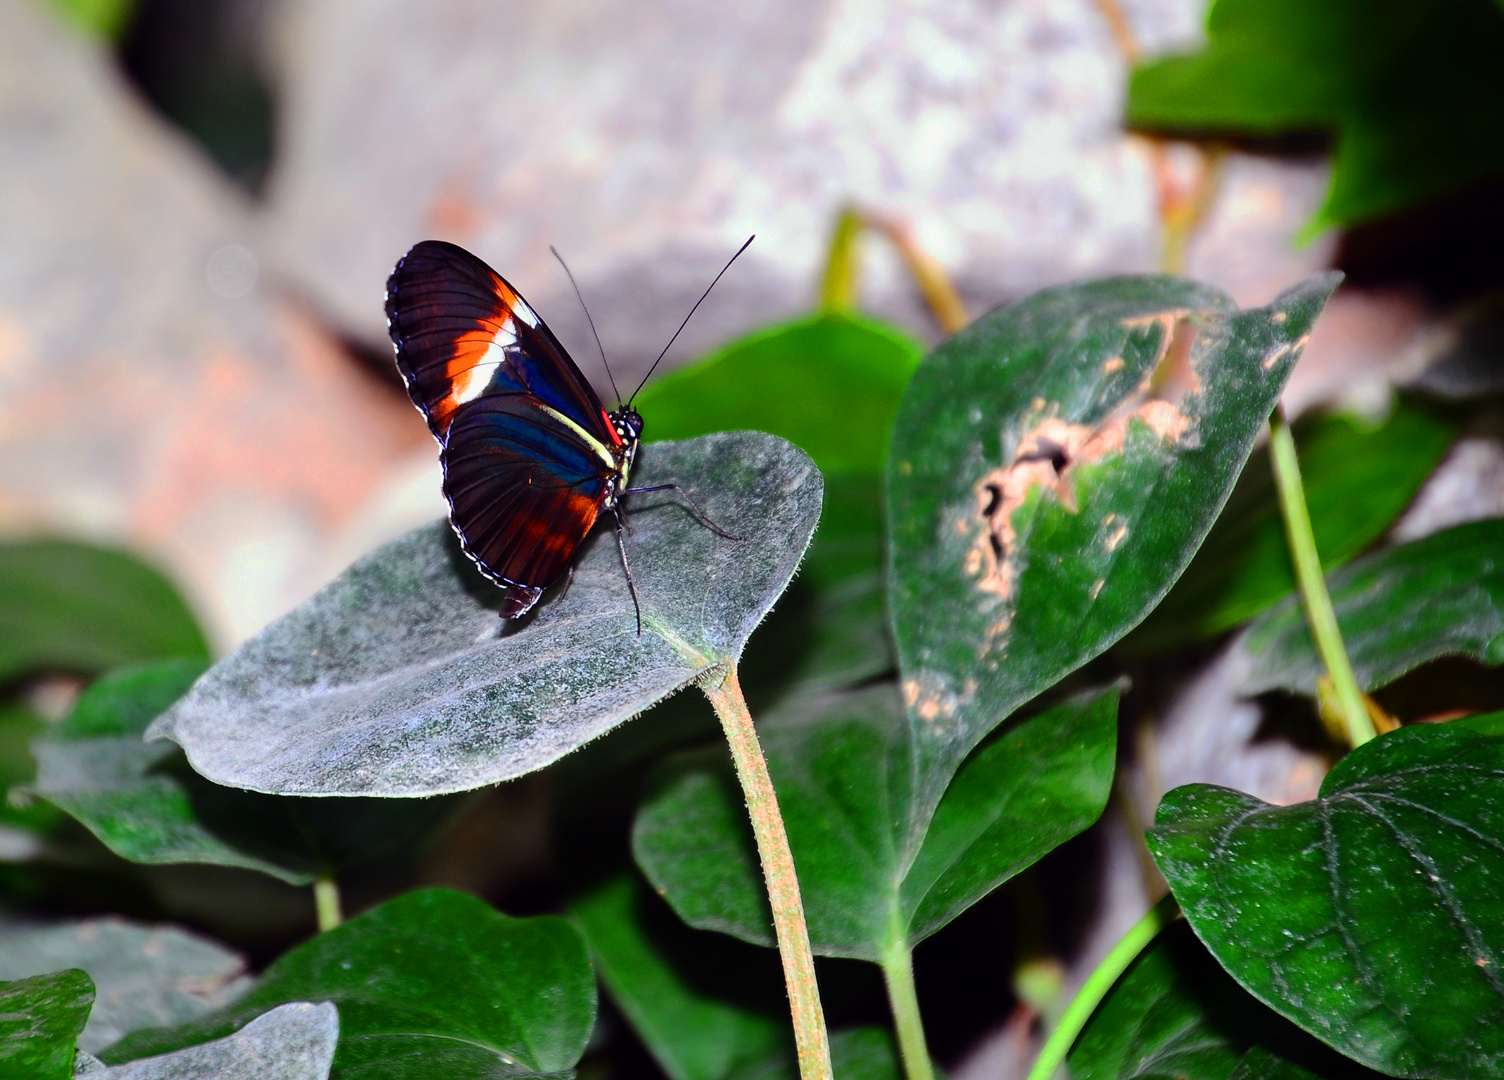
[148, 433, 821, 796]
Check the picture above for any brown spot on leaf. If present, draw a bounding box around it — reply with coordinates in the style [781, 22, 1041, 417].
[1103, 356, 1124, 373]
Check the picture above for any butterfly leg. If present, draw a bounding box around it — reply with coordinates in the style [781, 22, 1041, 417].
[611, 506, 644, 636]
[621, 484, 746, 541]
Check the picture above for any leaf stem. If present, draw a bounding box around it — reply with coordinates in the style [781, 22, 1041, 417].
[882, 943, 935, 1080]
[701, 665, 834, 1080]
[314, 872, 343, 932]
[1267, 407, 1376, 748]
[1023, 894, 1179, 1080]
[820, 206, 863, 315]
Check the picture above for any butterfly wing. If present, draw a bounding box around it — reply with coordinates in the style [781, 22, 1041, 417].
[385, 239, 620, 446]
[441, 395, 612, 616]
[385, 240, 624, 618]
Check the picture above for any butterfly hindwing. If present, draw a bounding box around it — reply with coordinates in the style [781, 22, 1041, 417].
[385, 240, 618, 445]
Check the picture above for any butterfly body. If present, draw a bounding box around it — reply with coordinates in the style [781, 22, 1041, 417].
[386, 240, 643, 619]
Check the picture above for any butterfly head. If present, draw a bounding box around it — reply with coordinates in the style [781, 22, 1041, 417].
[610, 407, 644, 445]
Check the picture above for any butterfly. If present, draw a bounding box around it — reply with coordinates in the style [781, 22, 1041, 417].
[384, 238, 749, 630]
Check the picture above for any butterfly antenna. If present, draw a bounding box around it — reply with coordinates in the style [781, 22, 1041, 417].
[551, 245, 622, 408]
[629, 235, 754, 404]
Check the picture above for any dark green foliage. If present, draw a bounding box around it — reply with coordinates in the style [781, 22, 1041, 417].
[1241, 518, 1504, 696]
[1127, 0, 1504, 229]
[30, 659, 463, 883]
[634, 687, 1118, 960]
[103, 889, 596, 1079]
[1131, 401, 1456, 649]
[1150, 724, 1504, 1078]
[0, 539, 209, 685]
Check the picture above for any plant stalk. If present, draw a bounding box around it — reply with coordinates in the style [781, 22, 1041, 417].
[314, 872, 343, 933]
[820, 206, 863, 315]
[1268, 407, 1377, 748]
[882, 943, 936, 1080]
[1023, 894, 1180, 1080]
[702, 666, 834, 1080]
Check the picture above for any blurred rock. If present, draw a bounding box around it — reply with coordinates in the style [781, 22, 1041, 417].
[263, 0, 1331, 388]
[0, 0, 433, 648]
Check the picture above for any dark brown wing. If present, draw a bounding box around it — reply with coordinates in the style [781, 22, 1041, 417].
[440, 394, 614, 618]
[385, 240, 621, 448]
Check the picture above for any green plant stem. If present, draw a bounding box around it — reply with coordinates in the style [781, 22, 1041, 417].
[820, 206, 863, 314]
[882, 942, 935, 1080]
[314, 872, 343, 932]
[1268, 407, 1377, 748]
[1024, 894, 1180, 1080]
[701, 665, 833, 1080]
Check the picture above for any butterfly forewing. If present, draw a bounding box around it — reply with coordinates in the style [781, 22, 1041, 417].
[385, 240, 619, 445]
[386, 240, 628, 618]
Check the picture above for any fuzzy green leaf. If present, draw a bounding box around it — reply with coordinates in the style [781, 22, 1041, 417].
[103, 888, 595, 1080]
[0, 540, 208, 685]
[634, 686, 1117, 959]
[1126, 0, 1504, 229]
[31, 661, 460, 884]
[1241, 518, 1504, 696]
[147, 434, 821, 796]
[1149, 724, 1504, 1078]
[887, 275, 1335, 829]
[0, 917, 248, 1054]
[76, 1003, 338, 1080]
[0, 968, 94, 1080]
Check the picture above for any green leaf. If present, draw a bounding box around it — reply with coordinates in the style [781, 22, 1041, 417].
[1071, 923, 1382, 1080]
[0, 703, 62, 840]
[0, 540, 209, 685]
[31, 661, 462, 885]
[634, 685, 1117, 959]
[1130, 401, 1456, 649]
[1070, 923, 1250, 1080]
[1148, 723, 1504, 1079]
[1241, 518, 1504, 696]
[41, 0, 137, 41]
[0, 917, 247, 1054]
[0, 968, 94, 1080]
[887, 275, 1335, 828]
[75, 1002, 338, 1080]
[635, 314, 922, 478]
[148, 433, 822, 796]
[1125, 0, 1504, 229]
[103, 888, 596, 1079]
[571, 872, 788, 1080]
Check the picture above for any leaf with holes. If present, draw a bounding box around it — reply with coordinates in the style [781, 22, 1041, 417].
[1241, 518, 1504, 696]
[30, 661, 462, 884]
[1148, 723, 1504, 1079]
[146, 433, 821, 796]
[887, 274, 1337, 828]
[102, 889, 595, 1080]
[634, 685, 1117, 959]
